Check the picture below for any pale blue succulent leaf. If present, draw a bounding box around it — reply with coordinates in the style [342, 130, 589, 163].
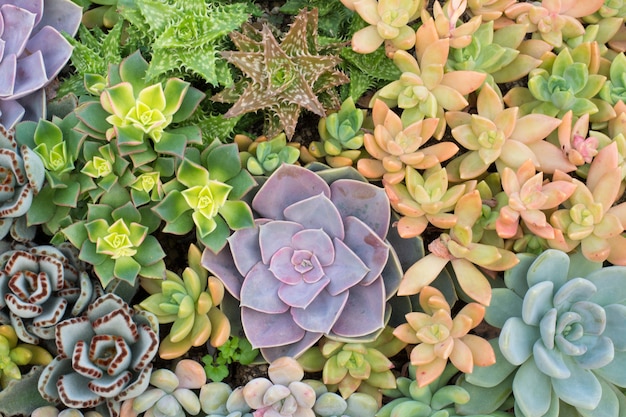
[552, 356, 602, 410]
[512, 359, 552, 417]
[602, 304, 626, 350]
[532, 341, 570, 379]
[594, 349, 626, 387]
[486, 288, 524, 328]
[522, 281, 555, 326]
[553, 279, 597, 311]
[499, 317, 540, 365]
[526, 250, 569, 289]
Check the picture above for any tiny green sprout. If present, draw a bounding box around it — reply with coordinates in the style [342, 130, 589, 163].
[202, 336, 258, 382]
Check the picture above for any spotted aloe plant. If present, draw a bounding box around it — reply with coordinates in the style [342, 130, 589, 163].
[38, 293, 159, 417]
[61, 202, 166, 288]
[153, 140, 256, 254]
[0, 242, 95, 344]
[0, 0, 82, 128]
[202, 164, 404, 362]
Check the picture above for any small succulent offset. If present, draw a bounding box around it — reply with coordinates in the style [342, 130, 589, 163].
[62, 202, 166, 288]
[38, 293, 159, 417]
[308, 97, 366, 168]
[0, 126, 46, 242]
[153, 140, 256, 254]
[122, 360, 206, 417]
[342, 0, 423, 55]
[461, 249, 626, 417]
[0, 242, 94, 344]
[0, 324, 52, 388]
[393, 286, 495, 387]
[242, 356, 317, 417]
[236, 133, 300, 176]
[202, 163, 403, 362]
[0, 0, 82, 128]
[139, 244, 231, 359]
[213, 8, 349, 140]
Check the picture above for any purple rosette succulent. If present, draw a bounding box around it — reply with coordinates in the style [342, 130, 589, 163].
[0, 0, 81, 128]
[202, 164, 400, 362]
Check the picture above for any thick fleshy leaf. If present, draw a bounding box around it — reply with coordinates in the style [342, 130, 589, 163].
[252, 164, 330, 220]
[324, 238, 369, 296]
[259, 220, 303, 263]
[241, 308, 306, 349]
[512, 359, 552, 417]
[291, 290, 349, 334]
[57, 371, 104, 409]
[201, 245, 243, 298]
[330, 179, 390, 239]
[240, 262, 288, 314]
[283, 194, 344, 241]
[522, 281, 556, 326]
[499, 317, 540, 365]
[290, 228, 334, 266]
[278, 276, 330, 309]
[227, 219, 263, 276]
[552, 356, 602, 410]
[330, 277, 385, 338]
[342, 217, 389, 285]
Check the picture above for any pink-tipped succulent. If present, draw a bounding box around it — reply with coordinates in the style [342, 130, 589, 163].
[445, 82, 574, 180]
[549, 142, 626, 264]
[393, 286, 495, 387]
[384, 164, 469, 238]
[345, 0, 423, 55]
[419, 0, 483, 49]
[467, 0, 516, 21]
[495, 160, 577, 240]
[357, 99, 458, 184]
[398, 190, 519, 305]
[557, 111, 599, 166]
[503, 0, 604, 47]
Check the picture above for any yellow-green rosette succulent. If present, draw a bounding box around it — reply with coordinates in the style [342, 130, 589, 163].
[139, 244, 231, 359]
[0, 325, 52, 388]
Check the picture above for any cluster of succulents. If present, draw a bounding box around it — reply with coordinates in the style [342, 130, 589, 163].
[2, 0, 626, 416]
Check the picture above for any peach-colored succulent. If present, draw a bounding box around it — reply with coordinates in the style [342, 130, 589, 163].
[445, 83, 574, 180]
[549, 142, 626, 264]
[384, 164, 470, 238]
[393, 286, 495, 387]
[495, 160, 577, 239]
[398, 190, 519, 305]
[344, 0, 423, 55]
[467, 0, 516, 22]
[418, 0, 483, 49]
[357, 99, 458, 184]
[557, 111, 598, 166]
[372, 38, 487, 139]
[504, 0, 604, 47]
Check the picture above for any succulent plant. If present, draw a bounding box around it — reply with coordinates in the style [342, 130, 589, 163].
[548, 142, 626, 264]
[0, 0, 82, 128]
[153, 140, 256, 254]
[32, 406, 104, 417]
[357, 99, 458, 184]
[419, 0, 482, 49]
[139, 244, 231, 359]
[393, 286, 495, 387]
[495, 160, 577, 239]
[343, 0, 422, 55]
[371, 38, 487, 138]
[504, 42, 615, 124]
[445, 82, 574, 180]
[122, 360, 206, 417]
[0, 242, 95, 344]
[307, 97, 366, 167]
[199, 382, 252, 417]
[298, 326, 405, 403]
[202, 163, 403, 362]
[599, 52, 626, 105]
[213, 8, 349, 140]
[312, 391, 378, 417]
[460, 249, 626, 417]
[75, 50, 205, 170]
[398, 190, 519, 305]
[467, 0, 516, 21]
[503, 0, 604, 47]
[38, 293, 159, 417]
[242, 356, 317, 417]
[61, 202, 166, 288]
[80, 0, 122, 28]
[118, 0, 254, 87]
[237, 133, 300, 176]
[0, 125, 45, 242]
[202, 336, 259, 383]
[0, 324, 52, 388]
[556, 110, 599, 167]
[383, 164, 469, 238]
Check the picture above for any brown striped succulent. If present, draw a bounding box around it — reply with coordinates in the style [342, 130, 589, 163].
[0, 242, 95, 344]
[38, 293, 159, 417]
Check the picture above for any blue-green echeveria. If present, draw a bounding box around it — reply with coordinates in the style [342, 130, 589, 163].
[202, 163, 403, 362]
[459, 249, 626, 417]
[38, 293, 159, 417]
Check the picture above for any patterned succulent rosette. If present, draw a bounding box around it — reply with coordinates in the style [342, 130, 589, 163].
[0, 0, 82, 128]
[0, 242, 95, 344]
[202, 163, 403, 362]
[38, 293, 159, 417]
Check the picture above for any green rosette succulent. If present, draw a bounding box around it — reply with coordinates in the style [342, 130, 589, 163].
[599, 52, 626, 105]
[15, 115, 92, 236]
[457, 249, 626, 417]
[139, 244, 231, 359]
[237, 133, 300, 176]
[0, 324, 52, 388]
[75, 50, 204, 170]
[62, 202, 166, 288]
[504, 42, 614, 123]
[153, 140, 256, 254]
